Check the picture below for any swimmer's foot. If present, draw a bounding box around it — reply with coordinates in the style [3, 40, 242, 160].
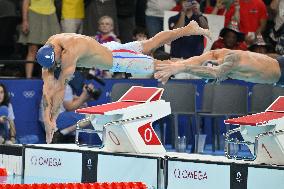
[185, 20, 212, 40]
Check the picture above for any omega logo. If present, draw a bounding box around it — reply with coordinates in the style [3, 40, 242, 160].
[173, 168, 208, 180]
[30, 155, 62, 167]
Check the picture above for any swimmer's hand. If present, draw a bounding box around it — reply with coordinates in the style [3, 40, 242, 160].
[154, 60, 185, 84]
[44, 119, 56, 144]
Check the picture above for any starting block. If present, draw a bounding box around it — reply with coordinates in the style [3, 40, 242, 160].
[75, 86, 171, 154]
[224, 96, 284, 165]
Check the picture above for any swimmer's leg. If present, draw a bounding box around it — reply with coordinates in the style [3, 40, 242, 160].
[142, 20, 211, 54]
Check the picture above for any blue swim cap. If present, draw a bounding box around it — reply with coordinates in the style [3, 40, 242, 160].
[36, 44, 55, 69]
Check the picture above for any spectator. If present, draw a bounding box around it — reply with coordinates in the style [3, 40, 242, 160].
[269, 0, 284, 55]
[94, 15, 120, 78]
[248, 34, 272, 54]
[116, 0, 137, 43]
[18, 0, 60, 78]
[94, 16, 120, 44]
[135, 0, 147, 27]
[169, 0, 209, 59]
[203, 0, 229, 15]
[132, 26, 149, 41]
[211, 20, 247, 50]
[145, 0, 176, 37]
[0, 0, 20, 59]
[39, 76, 96, 143]
[224, 0, 268, 45]
[171, 0, 182, 11]
[0, 83, 16, 144]
[83, 0, 118, 36]
[261, 0, 274, 44]
[60, 0, 85, 33]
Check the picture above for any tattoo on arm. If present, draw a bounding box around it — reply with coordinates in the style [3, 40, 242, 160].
[185, 65, 221, 79]
[43, 95, 49, 110]
[223, 52, 240, 65]
[64, 78, 69, 86]
[51, 105, 61, 118]
[184, 53, 238, 81]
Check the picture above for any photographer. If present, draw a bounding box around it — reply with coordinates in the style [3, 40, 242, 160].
[39, 70, 102, 143]
[169, 0, 209, 59]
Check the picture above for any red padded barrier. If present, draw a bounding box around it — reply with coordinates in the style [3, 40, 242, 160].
[0, 182, 147, 189]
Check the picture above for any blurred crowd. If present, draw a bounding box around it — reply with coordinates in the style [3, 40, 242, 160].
[0, 0, 283, 79]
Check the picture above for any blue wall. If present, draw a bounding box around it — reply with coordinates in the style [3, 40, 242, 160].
[0, 79, 45, 142]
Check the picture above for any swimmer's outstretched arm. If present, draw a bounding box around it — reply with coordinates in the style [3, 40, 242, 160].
[183, 61, 235, 81]
[155, 60, 235, 84]
[154, 50, 219, 81]
[142, 20, 211, 54]
[154, 49, 236, 84]
[179, 48, 231, 66]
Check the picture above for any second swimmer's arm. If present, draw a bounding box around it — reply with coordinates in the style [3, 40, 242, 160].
[183, 52, 239, 80]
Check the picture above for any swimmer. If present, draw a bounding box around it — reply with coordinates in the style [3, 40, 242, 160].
[36, 20, 211, 143]
[155, 48, 283, 85]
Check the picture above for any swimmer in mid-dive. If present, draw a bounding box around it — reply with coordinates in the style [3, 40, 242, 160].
[36, 20, 211, 143]
[155, 48, 283, 85]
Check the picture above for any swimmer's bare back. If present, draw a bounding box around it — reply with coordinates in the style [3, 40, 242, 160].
[46, 33, 114, 70]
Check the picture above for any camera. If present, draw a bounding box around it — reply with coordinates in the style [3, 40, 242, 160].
[84, 68, 106, 100]
[71, 67, 105, 100]
[85, 85, 102, 100]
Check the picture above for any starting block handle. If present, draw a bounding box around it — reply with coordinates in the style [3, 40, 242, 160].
[75, 118, 90, 145]
[75, 117, 92, 130]
[75, 117, 105, 148]
[103, 114, 153, 127]
[224, 127, 257, 161]
[224, 124, 284, 161]
[75, 129, 105, 148]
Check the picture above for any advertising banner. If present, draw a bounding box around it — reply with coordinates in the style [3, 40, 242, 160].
[24, 148, 82, 183]
[167, 160, 230, 189]
[247, 167, 284, 189]
[97, 154, 158, 188]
